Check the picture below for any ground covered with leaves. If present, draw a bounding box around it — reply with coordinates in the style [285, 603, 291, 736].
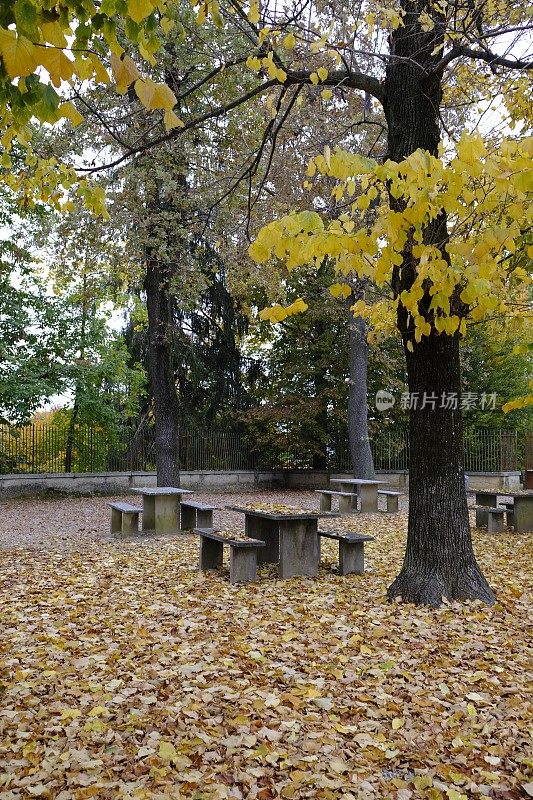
[0, 492, 531, 800]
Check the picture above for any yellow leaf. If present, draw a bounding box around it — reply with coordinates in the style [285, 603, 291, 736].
[59, 101, 84, 127]
[160, 16, 175, 34]
[163, 110, 185, 130]
[391, 717, 404, 730]
[310, 72, 319, 85]
[40, 21, 68, 48]
[135, 78, 177, 110]
[39, 47, 74, 87]
[248, 1, 260, 23]
[246, 55, 261, 71]
[284, 32, 295, 49]
[158, 741, 178, 762]
[127, 0, 156, 24]
[321, 89, 332, 101]
[88, 54, 110, 84]
[110, 54, 141, 94]
[0, 29, 38, 78]
[88, 705, 108, 716]
[317, 66, 328, 81]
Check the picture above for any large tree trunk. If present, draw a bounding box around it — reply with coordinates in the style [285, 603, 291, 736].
[144, 258, 180, 486]
[347, 310, 374, 479]
[388, 331, 495, 605]
[384, 0, 495, 605]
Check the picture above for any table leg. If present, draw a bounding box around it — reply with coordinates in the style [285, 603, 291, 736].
[359, 484, 378, 513]
[155, 495, 179, 534]
[142, 496, 155, 531]
[340, 483, 358, 510]
[513, 498, 533, 533]
[278, 518, 319, 579]
[339, 494, 353, 514]
[245, 515, 279, 564]
[475, 494, 497, 528]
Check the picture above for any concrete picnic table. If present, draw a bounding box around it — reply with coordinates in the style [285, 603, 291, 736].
[227, 506, 320, 579]
[474, 489, 533, 532]
[329, 478, 389, 513]
[496, 490, 533, 532]
[132, 486, 193, 534]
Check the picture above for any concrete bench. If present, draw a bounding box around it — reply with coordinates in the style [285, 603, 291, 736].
[315, 490, 355, 514]
[498, 501, 515, 528]
[108, 502, 142, 534]
[194, 528, 265, 584]
[377, 490, 403, 512]
[473, 506, 506, 533]
[319, 531, 374, 575]
[180, 500, 217, 530]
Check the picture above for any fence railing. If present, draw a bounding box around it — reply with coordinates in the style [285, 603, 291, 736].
[0, 424, 525, 475]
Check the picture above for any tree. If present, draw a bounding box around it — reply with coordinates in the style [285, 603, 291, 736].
[249, 3, 532, 605]
[2, 0, 531, 605]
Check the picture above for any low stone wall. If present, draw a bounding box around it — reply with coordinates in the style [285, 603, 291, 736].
[0, 468, 521, 498]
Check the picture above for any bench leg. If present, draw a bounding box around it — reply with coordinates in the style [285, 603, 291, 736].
[122, 511, 139, 534]
[487, 513, 504, 534]
[475, 508, 489, 528]
[339, 540, 364, 575]
[180, 505, 196, 531]
[230, 547, 258, 584]
[110, 508, 122, 534]
[197, 509, 213, 528]
[506, 510, 515, 528]
[319, 493, 332, 512]
[339, 495, 353, 514]
[199, 537, 223, 570]
[386, 496, 399, 513]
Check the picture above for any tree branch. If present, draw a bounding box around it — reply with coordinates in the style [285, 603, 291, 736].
[434, 44, 533, 73]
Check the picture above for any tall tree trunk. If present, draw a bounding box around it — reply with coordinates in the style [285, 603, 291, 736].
[64, 396, 79, 473]
[144, 258, 181, 486]
[347, 310, 374, 479]
[384, 0, 494, 605]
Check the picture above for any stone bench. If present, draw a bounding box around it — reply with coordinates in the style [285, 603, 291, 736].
[108, 502, 142, 534]
[318, 531, 374, 575]
[180, 500, 217, 530]
[498, 501, 514, 528]
[194, 528, 265, 584]
[377, 490, 403, 512]
[474, 506, 506, 533]
[315, 490, 355, 514]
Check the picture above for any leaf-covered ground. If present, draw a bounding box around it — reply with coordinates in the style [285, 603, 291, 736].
[0, 492, 531, 800]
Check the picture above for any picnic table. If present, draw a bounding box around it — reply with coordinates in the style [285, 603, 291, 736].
[329, 478, 389, 513]
[227, 505, 320, 579]
[132, 486, 193, 534]
[474, 489, 533, 532]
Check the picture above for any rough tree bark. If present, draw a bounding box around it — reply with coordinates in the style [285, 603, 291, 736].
[144, 253, 181, 486]
[347, 307, 375, 479]
[384, 0, 495, 605]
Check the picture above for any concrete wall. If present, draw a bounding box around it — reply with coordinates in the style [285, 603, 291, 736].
[0, 468, 521, 498]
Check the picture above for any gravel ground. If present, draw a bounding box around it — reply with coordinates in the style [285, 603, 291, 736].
[0, 489, 412, 552]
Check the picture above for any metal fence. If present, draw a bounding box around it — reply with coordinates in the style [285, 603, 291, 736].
[0, 423, 525, 475]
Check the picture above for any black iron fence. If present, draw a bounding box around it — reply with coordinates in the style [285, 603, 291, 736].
[0, 423, 525, 475]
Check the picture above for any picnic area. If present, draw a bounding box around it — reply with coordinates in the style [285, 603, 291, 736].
[0, 489, 531, 799]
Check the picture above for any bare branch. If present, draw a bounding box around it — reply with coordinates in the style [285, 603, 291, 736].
[435, 44, 533, 73]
